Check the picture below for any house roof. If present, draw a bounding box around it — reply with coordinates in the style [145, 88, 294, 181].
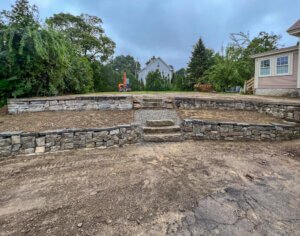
[139, 57, 174, 72]
[250, 45, 299, 59]
[287, 19, 300, 36]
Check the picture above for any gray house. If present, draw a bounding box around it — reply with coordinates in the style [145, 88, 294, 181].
[138, 57, 174, 84]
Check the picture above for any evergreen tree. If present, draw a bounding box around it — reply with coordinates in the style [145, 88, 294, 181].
[187, 38, 213, 89]
[173, 68, 188, 91]
[145, 70, 164, 91]
[140, 79, 145, 90]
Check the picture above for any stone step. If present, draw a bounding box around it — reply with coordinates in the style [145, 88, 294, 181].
[143, 133, 182, 142]
[143, 126, 181, 134]
[142, 102, 165, 107]
[146, 120, 175, 127]
[142, 98, 163, 102]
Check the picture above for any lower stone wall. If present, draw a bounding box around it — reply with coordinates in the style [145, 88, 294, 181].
[174, 97, 300, 122]
[8, 96, 133, 114]
[182, 119, 300, 141]
[0, 124, 140, 157]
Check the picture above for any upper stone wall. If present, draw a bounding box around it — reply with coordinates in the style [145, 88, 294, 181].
[8, 96, 133, 114]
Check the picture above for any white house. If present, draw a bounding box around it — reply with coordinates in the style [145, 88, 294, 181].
[138, 57, 174, 84]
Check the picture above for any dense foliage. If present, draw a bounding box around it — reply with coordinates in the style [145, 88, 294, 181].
[202, 32, 281, 91]
[0, 0, 95, 104]
[0, 0, 119, 105]
[46, 13, 115, 62]
[145, 70, 172, 91]
[0, 0, 284, 107]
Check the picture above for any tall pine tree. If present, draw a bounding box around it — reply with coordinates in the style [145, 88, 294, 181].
[187, 38, 213, 89]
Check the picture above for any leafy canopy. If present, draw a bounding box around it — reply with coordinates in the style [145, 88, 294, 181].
[110, 55, 141, 76]
[46, 13, 115, 62]
[203, 31, 281, 91]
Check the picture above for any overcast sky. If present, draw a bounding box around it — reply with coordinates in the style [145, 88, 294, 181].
[1, 0, 299, 70]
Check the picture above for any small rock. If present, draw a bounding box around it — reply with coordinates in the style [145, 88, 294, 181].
[245, 174, 254, 181]
[106, 219, 112, 224]
[77, 223, 83, 228]
[179, 205, 185, 212]
[90, 191, 97, 196]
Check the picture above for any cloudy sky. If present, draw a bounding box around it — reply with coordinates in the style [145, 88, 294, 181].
[1, 0, 299, 69]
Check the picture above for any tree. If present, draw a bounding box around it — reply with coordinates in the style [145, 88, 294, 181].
[46, 13, 115, 62]
[230, 31, 281, 56]
[145, 70, 164, 91]
[172, 68, 188, 91]
[92, 62, 122, 92]
[187, 38, 214, 89]
[110, 55, 140, 76]
[1, 0, 39, 28]
[109, 55, 141, 91]
[203, 31, 281, 92]
[0, 0, 94, 103]
[64, 56, 94, 94]
[228, 31, 281, 80]
[203, 54, 243, 92]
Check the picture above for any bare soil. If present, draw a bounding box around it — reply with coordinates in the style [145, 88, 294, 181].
[0, 110, 134, 132]
[0, 140, 299, 235]
[178, 109, 285, 124]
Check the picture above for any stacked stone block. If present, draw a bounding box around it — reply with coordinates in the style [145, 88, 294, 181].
[182, 119, 300, 141]
[8, 96, 133, 114]
[0, 125, 140, 157]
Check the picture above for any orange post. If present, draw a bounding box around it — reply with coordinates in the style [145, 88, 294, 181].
[123, 71, 127, 86]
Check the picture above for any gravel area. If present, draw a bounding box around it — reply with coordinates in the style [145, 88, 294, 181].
[134, 109, 181, 125]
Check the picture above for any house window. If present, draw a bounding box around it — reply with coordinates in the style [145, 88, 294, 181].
[276, 56, 289, 75]
[260, 59, 270, 76]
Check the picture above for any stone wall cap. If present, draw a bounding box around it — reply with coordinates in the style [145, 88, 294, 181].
[271, 123, 297, 127]
[236, 122, 250, 126]
[174, 97, 300, 106]
[0, 131, 23, 137]
[8, 95, 133, 103]
[130, 123, 140, 127]
[0, 125, 136, 138]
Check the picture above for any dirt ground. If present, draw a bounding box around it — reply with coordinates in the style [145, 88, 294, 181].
[0, 110, 134, 132]
[0, 108, 286, 133]
[0, 140, 299, 235]
[178, 109, 285, 124]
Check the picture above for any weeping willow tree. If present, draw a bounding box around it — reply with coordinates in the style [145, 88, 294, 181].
[1, 27, 65, 96]
[0, 0, 94, 105]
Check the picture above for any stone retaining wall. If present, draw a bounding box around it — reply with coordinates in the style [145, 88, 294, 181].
[182, 119, 300, 141]
[174, 97, 300, 122]
[0, 124, 140, 157]
[8, 96, 133, 114]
